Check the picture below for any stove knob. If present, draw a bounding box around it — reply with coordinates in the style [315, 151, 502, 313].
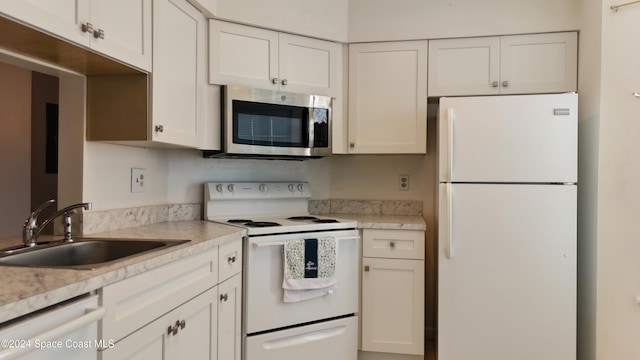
[259, 184, 269, 193]
[297, 184, 305, 192]
[227, 184, 236, 192]
[215, 184, 224, 193]
[288, 184, 295, 192]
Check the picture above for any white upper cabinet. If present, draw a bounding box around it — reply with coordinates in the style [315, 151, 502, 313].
[0, 0, 152, 71]
[151, 0, 205, 147]
[209, 19, 341, 97]
[428, 32, 577, 96]
[88, 0, 152, 71]
[348, 41, 427, 154]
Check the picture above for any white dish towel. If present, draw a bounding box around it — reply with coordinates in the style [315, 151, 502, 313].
[283, 237, 337, 303]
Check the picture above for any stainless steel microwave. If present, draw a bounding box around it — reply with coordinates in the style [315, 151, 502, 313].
[205, 85, 332, 159]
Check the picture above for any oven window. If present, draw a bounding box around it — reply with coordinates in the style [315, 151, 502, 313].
[233, 100, 309, 147]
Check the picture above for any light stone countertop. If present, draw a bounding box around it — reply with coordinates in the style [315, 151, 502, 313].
[326, 213, 427, 231]
[0, 221, 245, 324]
[0, 214, 424, 324]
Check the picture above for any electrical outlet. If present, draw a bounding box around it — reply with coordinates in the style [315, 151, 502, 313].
[131, 168, 145, 193]
[399, 174, 410, 191]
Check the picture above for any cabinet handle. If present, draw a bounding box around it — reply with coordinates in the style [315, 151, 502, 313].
[220, 293, 228, 302]
[364, 265, 370, 272]
[281, 79, 288, 86]
[94, 28, 105, 39]
[272, 78, 279, 85]
[502, 80, 509, 87]
[389, 241, 395, 249]
[167, 320, 186, 336]
[492, 81, 498, 88]
[349, 142, 355, 148]
[155, 125, 164, 133]
[81, 22, 94, 34]
[228, 255, 236, 264]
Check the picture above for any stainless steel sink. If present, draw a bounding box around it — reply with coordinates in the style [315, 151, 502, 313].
[0, 238, 190, 270]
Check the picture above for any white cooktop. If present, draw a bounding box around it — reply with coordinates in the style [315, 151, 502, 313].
[203, 182, 356, 235]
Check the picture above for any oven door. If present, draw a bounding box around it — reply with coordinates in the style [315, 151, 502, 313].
[244, 229, 359, 334]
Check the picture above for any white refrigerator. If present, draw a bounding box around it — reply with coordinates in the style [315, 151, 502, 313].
[437, 93, 577, 360]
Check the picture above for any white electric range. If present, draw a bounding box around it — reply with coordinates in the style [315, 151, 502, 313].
[204, 182, 359, 360]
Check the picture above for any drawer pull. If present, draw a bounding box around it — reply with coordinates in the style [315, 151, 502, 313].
[364, 265, 370, 272]
[167, 320, 186, 336]
[389, 242, 395, 249]
[220, 293, 228, 302]
[228, 255, 236, 264]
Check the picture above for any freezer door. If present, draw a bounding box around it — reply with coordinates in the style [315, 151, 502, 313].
[438, 93, 577, 183]
[438, 183, 576, 360]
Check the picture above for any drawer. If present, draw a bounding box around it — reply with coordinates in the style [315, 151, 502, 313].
[362, 229, 424, 260]
[219, 238, 242, 282]
[99, 246, 219, 342]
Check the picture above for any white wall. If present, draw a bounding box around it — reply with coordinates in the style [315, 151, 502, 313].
[348, 0, 581, 42]
[214, 0, 349, 42]
[0, 62, 31, 238]
[594, 3, 640, 359]
[577, 1, 602, 359]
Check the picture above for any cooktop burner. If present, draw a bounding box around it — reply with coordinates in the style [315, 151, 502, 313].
[312, 219, 339, 223]
[228, 219, 253, 224]
[287, 216, 319, 221]
[227, 219, 282, 227]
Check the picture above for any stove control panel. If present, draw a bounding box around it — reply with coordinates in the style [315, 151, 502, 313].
[205, 182, 310, 199]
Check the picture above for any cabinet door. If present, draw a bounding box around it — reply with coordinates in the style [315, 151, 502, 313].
[218, 274, 242, 360]
[278, 33, 341, 96]
[151, 0, 205, 147]
[0, 0, 90, 46]
[361, 257, 424, 355]
[428, 37, 501, 96]
[90, 0, 152, 71]
[500, 32, 577, 94]
[348, 41, 427, 154]
[101, 286, 218, 360]
[209, 20, 278, 89]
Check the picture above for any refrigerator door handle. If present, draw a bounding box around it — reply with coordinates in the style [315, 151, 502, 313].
[445, 183, 453, 259]
[446, 107, 454, 182]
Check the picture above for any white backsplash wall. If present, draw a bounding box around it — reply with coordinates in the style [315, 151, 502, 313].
[82, 142, 170, 210]
[165, 149, 333, 204]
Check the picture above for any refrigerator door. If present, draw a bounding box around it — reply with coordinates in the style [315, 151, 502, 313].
[438, 183, 576, 360]
[438, 93, 577, 183]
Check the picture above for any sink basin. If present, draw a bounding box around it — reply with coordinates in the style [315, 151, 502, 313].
[0, 238, 190, 270]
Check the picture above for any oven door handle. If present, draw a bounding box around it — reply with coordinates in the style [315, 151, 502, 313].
[262, 325, 348, 350]
[251, 236, 360, 248]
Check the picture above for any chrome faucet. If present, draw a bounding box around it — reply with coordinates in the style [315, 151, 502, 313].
[23, 199, 92, 247]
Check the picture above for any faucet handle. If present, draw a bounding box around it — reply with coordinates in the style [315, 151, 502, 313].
[24, 199, 55, 230]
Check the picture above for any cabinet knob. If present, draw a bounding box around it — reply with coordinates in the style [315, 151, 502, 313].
[155, 125, 164, 133]
[271, 78, 279, 85]
[364, 265, 370, 272]
[281, 79, 288, 86]
[81, 22, 94, 34]
[492, 81, 498, 88]
[349, 142, 355, 148]
[94, 28, 105, 39]
[502, 80, 509, 87]
[228, 255, 236, 264]
[220, 293, 229, 302]
[389, 241, 396, 249]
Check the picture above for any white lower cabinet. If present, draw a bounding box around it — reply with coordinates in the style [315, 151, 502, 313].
[100, 286, 218, 360]
[217, 274, 242, 360]
[360, 229, 425, 356]
[99, 237, 243, 360]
